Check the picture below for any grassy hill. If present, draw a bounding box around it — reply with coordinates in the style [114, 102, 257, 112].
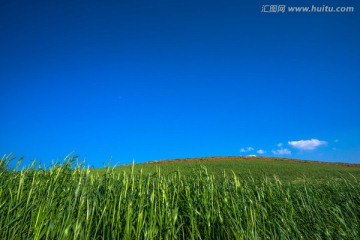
[97, 156, 360, 182]
[1, 155, 360, 239]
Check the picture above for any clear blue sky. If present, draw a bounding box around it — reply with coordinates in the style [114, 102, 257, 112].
[1, 0, 359, 167]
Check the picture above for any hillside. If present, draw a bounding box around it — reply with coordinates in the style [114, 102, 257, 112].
[105, 156, 360, 182]
[2, 155, 360, 239]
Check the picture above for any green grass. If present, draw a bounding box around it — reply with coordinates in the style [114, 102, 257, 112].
[1, 155, 360, 239]
[97, 157, 360, 182]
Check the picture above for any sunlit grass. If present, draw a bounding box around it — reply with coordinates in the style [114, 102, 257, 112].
[1, 154, 359, 239]
[102, 157, 360, 182]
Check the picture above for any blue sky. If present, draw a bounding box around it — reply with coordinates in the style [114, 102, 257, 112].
[1, 0, 359, 167]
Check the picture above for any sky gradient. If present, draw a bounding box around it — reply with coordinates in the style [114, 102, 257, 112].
[1, 0, 359, 167]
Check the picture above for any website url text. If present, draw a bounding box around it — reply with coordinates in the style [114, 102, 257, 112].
[261, 5, 355, 13]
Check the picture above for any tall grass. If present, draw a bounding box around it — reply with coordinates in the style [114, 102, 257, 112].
[1, 155, 359, 239]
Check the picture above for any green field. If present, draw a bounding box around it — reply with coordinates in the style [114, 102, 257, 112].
[1, 155, 360, 239]
[99, 156, 360, 182]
